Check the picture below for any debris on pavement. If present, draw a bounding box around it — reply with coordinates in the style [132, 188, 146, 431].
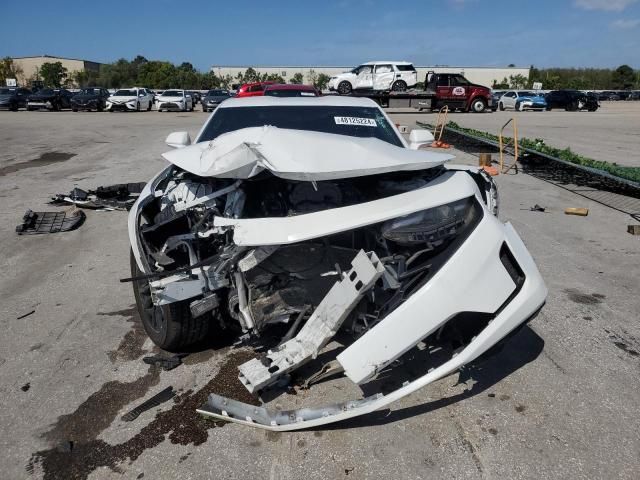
[627, 225, 640, 235]
[530, 204, 546, 212]
[16, 310, 36, 320]
[21, 383, 31, 392]
[50, 182, 146, 211]
[565, 207, 589, 216]
[15, 208, 85, 235]
[142, 354, 185, 371]
[121, 386, 176, 422]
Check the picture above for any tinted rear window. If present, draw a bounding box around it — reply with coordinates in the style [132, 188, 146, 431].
[199, 106, 402, 147]
[396, 64, 416, 72]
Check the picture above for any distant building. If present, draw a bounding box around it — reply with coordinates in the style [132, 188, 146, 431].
[211, 65, 530, 87]
[10, 55, 103, 86]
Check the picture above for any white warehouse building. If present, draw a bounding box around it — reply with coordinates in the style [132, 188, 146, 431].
[210, 65, 530, 87]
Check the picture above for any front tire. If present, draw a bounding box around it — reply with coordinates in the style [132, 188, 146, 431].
[499, 102, 505, 111]
[471, 98, 487, 113]
[130, 250, 211, 351]
[337, 81, 352, 95]
[136, 102, 141, 111]
[391, 80, 407, 92]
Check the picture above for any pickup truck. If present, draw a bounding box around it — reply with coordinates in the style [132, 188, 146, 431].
[349, 71, 493, 113]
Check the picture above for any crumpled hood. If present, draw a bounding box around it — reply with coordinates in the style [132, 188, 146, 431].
[520, 95, 546, 102]
[162, 126, 454, 181]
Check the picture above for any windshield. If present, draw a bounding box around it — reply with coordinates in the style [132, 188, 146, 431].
[0, 88, 16, 95]
[114, 89, 136, 96]
[518, 91, 536, 97]
[199, 106, 402, 147]
[264, 89, 317, 97]
[80, 88, 102, 95]
[207, 90, 229, 96]
[162, 90, 183, 96]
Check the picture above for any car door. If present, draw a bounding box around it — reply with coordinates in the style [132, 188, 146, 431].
[17, 88, 29, 107]
[435, 74, 452, 102]
[354, 65, 373, 89]
[373, 64, 394, 90]
[502, 91, 516, 109]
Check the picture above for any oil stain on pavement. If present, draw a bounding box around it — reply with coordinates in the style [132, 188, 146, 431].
[27, 350, 258, 480]
[0, 152, 76, 176]
[98, 307, 149, 363]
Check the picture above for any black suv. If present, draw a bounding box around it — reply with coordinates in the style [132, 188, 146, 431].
[0, 87, 32, 111]
[71, 87, 111, 112]
[26, 88, 74, 111]
[545, 90, 599, 112]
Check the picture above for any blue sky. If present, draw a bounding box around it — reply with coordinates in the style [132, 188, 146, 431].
[1, 0, 638, 70]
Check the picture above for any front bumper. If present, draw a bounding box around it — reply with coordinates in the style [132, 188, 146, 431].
[198, 215, 546, 430]
[521, 101, 546, 110]
[27, 101, 52, 109]
[71, 100, 99, 110]
[107, 102, 136, 111]
[158, 101, 185, 111]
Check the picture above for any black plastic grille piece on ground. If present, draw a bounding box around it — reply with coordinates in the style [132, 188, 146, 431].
[15, 209, 85, 235]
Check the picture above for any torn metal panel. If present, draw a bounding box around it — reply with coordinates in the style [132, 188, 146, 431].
[237, 250, 385, 393]
[337, 214, 517, 384]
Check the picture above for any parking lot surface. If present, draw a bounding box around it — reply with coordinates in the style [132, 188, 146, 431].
[1, 110, 639, 479]
[389, 102, 640, 168]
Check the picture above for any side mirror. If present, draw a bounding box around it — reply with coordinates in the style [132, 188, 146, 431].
[165, 131, 191, 149]
[408, 129, 434, 150]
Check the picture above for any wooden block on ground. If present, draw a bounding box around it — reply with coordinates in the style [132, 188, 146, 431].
[565, 208, 589, 216]
[628, 225, 640, 235]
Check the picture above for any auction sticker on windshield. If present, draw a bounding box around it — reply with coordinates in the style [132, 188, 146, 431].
[334, 116, 377, 127]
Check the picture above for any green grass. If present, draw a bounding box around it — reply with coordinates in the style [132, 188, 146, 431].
[441, 121, 640, 184]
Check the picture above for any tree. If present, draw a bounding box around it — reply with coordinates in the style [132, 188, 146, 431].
[611, 65, 635, 90]
[40, 62, 68, 87]
[307, 69, 318, 87]
[492, 77, 509, 89]
[508, 74, 528, 89]
[289, 72, 304, 84]
[236, 67, 260, 84]
[315, 73, 331, 90]
[0, 57, 24, 86]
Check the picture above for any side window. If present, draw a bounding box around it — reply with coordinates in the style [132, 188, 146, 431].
[451, 75, 470, 86]
[506, 92, 516, 98]
[375, 64, 393, 74]
[435, 75, 449, 87]
[358, 65, 372, 75]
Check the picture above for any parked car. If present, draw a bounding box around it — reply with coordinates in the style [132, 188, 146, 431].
[106, 88, 154, 112]
[128, 95, 547, 431]
[0, 86, 31, 111]
[328, 61, 418, 94]
[156, 90, 194, 112]
[201, 89, 232, 112]
[600, 91, 621, 101]
[263, 84, 319, 97]
[236, 81, 276, 98]
[545, 90, 599, 111]
[70, 87, 111, 112]
[187, 91, 201, 105]
[26, 88, 74, 111]
[490, 91, 505, 111]
[498, 91, 547, 111]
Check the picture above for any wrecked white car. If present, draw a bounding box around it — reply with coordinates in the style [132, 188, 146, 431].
[127, 96, 547, 430]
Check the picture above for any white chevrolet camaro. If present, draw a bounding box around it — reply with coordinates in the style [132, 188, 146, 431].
[127, 96, 547, 430]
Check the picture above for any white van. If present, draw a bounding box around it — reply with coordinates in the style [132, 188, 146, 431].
[328, 61, 418, 95]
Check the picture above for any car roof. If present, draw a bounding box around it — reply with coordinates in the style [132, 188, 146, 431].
[218, 95, 380, 109]
[263, 84, 316, 91]
[363, 61, 412, 65]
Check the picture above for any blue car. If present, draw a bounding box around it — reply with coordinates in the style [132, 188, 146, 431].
[498, 90, 547, 111]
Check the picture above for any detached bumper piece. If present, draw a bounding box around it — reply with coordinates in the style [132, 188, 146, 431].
[16, 209, 85, 235]
[50, 182, 146, 210]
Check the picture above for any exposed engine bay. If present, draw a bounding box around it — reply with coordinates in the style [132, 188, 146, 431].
[128, 124, 545, 430]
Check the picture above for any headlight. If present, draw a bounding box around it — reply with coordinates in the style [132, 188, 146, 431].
[381, 197, 481, 247]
